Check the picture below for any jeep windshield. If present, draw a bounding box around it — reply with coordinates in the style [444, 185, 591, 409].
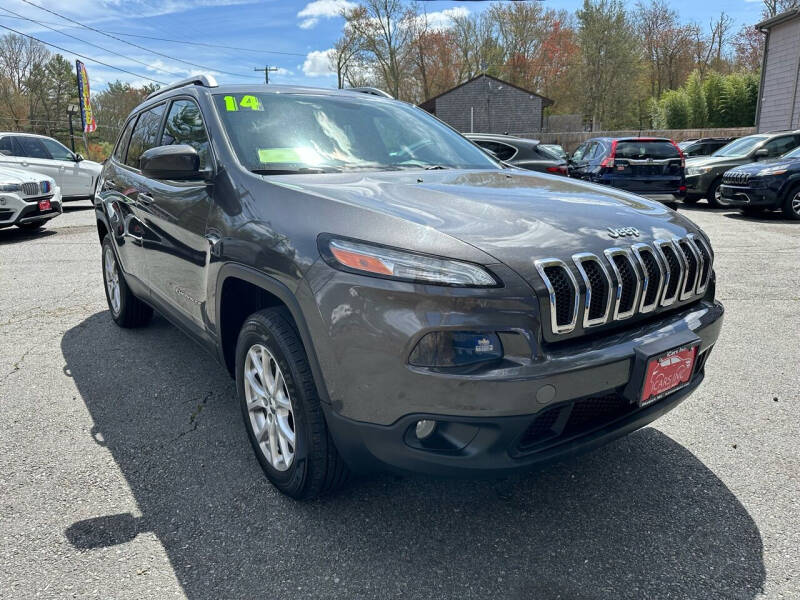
[214, 92, 499, 174]
[711, 135, 769, 158]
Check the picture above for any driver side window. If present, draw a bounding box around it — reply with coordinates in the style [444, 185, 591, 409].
[40, 138, 75, 161]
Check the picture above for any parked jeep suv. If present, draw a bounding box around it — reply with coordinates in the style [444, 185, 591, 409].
[95, 77, 724, 499]
[684, 131, 800, 206]
[719, 144, 800, 219]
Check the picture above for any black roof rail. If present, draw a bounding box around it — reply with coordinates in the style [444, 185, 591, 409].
[146, 75, 218, 101]
[346, 87, 393, 99]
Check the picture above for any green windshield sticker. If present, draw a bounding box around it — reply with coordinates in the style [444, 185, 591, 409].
[223, 94, 262, 111]
[258, 148, 302, 163]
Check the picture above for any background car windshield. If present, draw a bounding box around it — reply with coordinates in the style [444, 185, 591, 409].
[614, 141, 679, 159]
[712, 135, 768, 157]
[214, 93, 499, 172]
[783, 145, 800, 159]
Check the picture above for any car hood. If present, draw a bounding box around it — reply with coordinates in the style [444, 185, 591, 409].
[686, 155, 744, 169]
[0, 165, 52, 184]
[268, 169, 702, 280]
[729, 158, 800, 174]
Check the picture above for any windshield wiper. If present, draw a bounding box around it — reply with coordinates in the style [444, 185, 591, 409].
[251, 166, 342, 175]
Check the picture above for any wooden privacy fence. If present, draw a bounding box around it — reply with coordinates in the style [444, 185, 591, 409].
[519, 127, 757, 152]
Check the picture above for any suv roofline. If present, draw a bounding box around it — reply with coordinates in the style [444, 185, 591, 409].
[146, 74, 219, 101]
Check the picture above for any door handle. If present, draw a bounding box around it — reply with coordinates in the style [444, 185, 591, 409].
[138, 193, 154, 205]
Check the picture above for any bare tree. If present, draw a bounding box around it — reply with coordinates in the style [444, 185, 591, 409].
[343, 0, 415, 100]
[0, 34, 50, 129]
[762, 0, 800, 18]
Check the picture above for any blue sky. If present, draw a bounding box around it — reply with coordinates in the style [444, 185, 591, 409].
[0, 0, 769, 92]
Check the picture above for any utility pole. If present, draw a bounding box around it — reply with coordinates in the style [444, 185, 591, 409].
[254, 65, 279, 84]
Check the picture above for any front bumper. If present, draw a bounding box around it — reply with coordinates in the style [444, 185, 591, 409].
[0, 190, 62, 228]
[320, 297, 724, 476]
[719, 184, 780, 208]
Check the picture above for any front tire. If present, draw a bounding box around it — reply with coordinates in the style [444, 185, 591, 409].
[101, 236, 152, 328]
[236, 308, 349, 500]
[781, 185, 800, 220]
[707, 178, 730, 207]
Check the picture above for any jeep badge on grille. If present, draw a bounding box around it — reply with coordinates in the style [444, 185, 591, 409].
[607, 226, 640, 239]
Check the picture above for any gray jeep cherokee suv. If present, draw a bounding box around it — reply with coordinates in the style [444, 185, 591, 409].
[95, 76, 723, 499]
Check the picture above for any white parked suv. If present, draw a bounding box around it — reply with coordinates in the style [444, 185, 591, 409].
[0, 133, 102, 202]
[0, 165, 62, 230]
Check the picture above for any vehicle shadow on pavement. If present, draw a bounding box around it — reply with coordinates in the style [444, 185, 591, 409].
[62, 312, 765, 600]
[0, 227, 57, 245]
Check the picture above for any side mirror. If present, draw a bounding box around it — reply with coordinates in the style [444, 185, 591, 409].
[754, 148, 769, 159]
[140, 144, 204, 180]
[74, 153, 84, 162]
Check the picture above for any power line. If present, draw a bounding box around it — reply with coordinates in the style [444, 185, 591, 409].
[0, 23, 167, 84]
[19, 0, 261, 80]
[102, 30, 308, 58]
[0, 13, 307, 59]
[0, 6, 187, 77]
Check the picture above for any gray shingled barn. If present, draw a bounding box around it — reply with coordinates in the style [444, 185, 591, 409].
[756, 8, 800, 132]
[418, 74, 554, 134]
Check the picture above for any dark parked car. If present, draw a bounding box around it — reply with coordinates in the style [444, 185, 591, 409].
[95, 76, 723, 499]
[684, 131, 800, 206]
[719, 144, 800, 219]
[465, 133, 568, 175]
[680, 137, 737, 158]
[540, 143, 567, 160]
[568, 137, 685, 198]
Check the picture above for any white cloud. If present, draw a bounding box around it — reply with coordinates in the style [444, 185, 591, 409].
[302, 49, 335, 77]
[421, 6, 469, 31]
[297, 0, 355, 29]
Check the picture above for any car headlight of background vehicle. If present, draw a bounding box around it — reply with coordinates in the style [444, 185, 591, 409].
[757, 166, 788, 176]
[685, 166, 712, 177]
[0, 183, 21, 192]
[320, 236, 498, 287]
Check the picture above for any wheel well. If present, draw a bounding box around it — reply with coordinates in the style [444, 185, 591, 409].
[219, 277, 288, 375]
[96, 219, 108, 244]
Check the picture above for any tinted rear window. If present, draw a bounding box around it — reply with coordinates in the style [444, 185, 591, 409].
[615, 141, 679, 160]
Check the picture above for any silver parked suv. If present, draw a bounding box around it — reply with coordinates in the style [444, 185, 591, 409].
[0, 166, 61, 230]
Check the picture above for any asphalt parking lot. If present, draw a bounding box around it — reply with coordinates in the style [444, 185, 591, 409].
[1, 202, 798, 599]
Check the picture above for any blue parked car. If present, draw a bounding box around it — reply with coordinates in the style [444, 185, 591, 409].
[568, 137, 685, 200]
[719, 144, 800, 220]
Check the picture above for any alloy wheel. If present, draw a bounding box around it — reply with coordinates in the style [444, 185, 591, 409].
[792, 192, 800, 216]
[104, 246, 121, 315]
[243, 344, 296, 471]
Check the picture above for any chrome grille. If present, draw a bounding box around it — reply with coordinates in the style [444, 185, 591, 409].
[21, 182, 39, 196]
[723, 171, 750, 186]
[536, 235, 713, 336]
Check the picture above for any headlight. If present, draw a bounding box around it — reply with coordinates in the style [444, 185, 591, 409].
[757, 166, 788, 176]
[685, 166, 712, 177]
[321, 237, 498, 287]
[0, 183, 21, 192]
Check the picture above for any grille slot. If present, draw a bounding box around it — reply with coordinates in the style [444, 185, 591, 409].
[654, 240, 683, 306]
[572, 254, 612, 327]
[535, 259, 579, 334]
[690, 234, 712, 294]
[632, 244, 664, 313]
[21, 182, 39, 196]
[678, 240, 700, 300]
[604, 248, 641, 320]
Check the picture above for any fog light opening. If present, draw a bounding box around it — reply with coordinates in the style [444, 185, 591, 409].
[415, 419, 437, 440]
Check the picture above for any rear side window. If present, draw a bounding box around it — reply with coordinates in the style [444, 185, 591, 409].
[113, 118, 136, 163]
[615, 141, 679, 160]
[0, 136, 20, 156]
[126, 103, 166, 168]
[17, 137, 51, 160]
[475, 140, 516, 161]
[161, 99, 211, 169]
